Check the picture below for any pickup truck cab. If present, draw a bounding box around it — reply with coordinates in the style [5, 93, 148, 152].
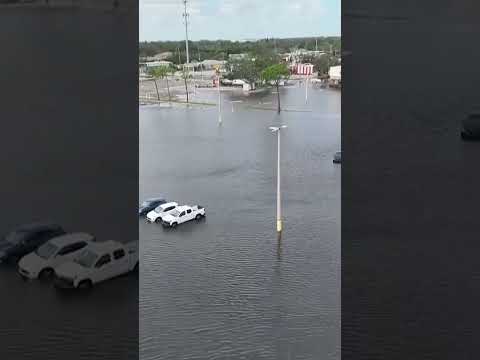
[161, 205, 205, 228]
[146, 202, 178, 223]
[54, 240, 138, 289]
[0, 223, 65, 264]
[18, 233, 95, 280]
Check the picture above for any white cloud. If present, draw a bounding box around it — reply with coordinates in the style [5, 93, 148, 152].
[140, 0, 338, 41]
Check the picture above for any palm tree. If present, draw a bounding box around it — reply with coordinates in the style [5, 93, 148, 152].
[149, 66, 173, 104]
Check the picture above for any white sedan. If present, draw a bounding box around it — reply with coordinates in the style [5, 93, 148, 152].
[146, 201, 178, 223]
[18, 233, 95, 280]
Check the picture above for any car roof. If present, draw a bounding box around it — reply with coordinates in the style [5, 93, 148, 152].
[13, 222, 63, 233]
[176, 205, 191, 212]
[49, 232, 95, 247]
[145, 197, 165, 202]
[159, 201, 177, 209]
[88, 240, 123, 254]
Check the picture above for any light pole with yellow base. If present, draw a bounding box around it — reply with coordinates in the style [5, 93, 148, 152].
[269, 125, 287, 234]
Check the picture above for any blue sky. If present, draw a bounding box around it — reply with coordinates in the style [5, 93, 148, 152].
[140, 0, 340, 41]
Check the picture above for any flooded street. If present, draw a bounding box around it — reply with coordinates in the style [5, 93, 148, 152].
[140, 84, 340, 359]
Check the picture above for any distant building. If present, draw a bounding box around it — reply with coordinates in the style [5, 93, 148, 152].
[146, 52, 173, 62]
[228, 53, 249, 61]
[201, 59, 227, 71]
[292, 63, 314, 75]
[328, 65, 341, 86]
[139, 60, 173, 76]
[285, 49, 326, 64]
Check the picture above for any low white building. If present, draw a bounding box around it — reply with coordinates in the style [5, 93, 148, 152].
[201, 59, 227, 71]
[328, 65, 341, 86]
[139, 60, 174, 76]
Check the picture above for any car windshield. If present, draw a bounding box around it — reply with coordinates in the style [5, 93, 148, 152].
[154, 206, 165, 213]
[35, 242, 58, 259]
[74, 250, 98, 268]
[170, 209, 180, 217]
[140, 201, 152, 207]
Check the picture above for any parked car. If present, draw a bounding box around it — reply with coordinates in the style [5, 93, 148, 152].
[54, 240, 138, 289]
[0, 223, 65, 264]
[146, 202, 178, 223]
[161, 205, 206, 228]
[232, 79, 246, 86]
[17, 233, 95, 280]
[139, 197, 166, 216]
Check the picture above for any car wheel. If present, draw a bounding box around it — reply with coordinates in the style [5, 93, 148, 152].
[39, 268, 54, 280]
[195, 214, 201, 220]
[78, 280, 92, 290]
[171, 222, 178, 228]
[155, 218, 162, 224]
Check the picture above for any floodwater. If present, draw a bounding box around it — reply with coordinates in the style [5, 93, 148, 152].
[140, 83, 341, 359]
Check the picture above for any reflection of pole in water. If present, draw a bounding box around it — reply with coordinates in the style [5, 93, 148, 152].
[305, 76, 309, 104]
[218, 75, 222, 124]
[277, 232, 282, 260]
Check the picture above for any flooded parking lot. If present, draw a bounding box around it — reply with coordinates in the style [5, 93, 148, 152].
[140, 84, 341, 359]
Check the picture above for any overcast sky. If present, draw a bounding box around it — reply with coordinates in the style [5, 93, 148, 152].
[140, 0, 340, 41]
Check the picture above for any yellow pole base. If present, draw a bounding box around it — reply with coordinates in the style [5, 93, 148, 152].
[277, 219, 282, 233]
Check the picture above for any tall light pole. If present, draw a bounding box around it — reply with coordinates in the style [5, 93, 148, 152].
[215, 66, 222, 124]
[269, 125, 287, 234]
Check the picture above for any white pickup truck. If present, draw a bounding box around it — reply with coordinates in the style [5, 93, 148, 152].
[161, 205, 205, 228]
[53, 240, 138, 289]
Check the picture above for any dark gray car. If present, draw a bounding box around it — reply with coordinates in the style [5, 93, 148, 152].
[139, 197, 166, 216]
[0, 222, 65, 264]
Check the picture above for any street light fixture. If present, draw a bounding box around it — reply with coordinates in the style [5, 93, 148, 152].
[269, 125, 287, 234]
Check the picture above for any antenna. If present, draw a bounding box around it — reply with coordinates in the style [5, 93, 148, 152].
[182, 0, 190, 64]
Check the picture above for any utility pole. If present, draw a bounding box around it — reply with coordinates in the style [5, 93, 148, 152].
[183, 0, 190, 64]
[316, 38, 318, 52]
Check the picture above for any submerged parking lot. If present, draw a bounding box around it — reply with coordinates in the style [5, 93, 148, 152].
[140, 84, 341, 359]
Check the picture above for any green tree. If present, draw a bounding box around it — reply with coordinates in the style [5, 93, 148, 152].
[228, 58, 259, 88]
[149, 66, 174, 103]
[261, 64, 290, 114]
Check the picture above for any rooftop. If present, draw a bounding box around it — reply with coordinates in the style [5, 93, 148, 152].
[158, 202, 178, 209]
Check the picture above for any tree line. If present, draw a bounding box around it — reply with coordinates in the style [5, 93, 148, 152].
[139, 37, 341, 64]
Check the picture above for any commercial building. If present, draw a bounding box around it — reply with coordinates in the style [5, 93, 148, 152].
[292, 63, 315, 75]
[328, 65, 341, 86]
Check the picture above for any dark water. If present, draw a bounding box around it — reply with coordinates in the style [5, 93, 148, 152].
[1, 7, 138, 360]
[140, 85, 341, 359]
